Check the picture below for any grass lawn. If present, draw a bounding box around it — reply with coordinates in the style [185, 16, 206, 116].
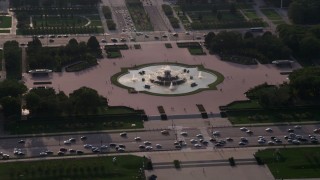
[134, 44, 141, 49]
[86, 14, 102, 21]
[272, 20, 286, 25]
[256, 147, 320, 179]
[126, 5, 153, 31]
[103, 106, 138, 114]
[165, 43, 172, 48]
[0, 155, 146, 180]
[107, 51, 122, 58]
[0, 49, 2, 71]
[9, 117, 143, 134]
[90, 20, 103, 26]
[227, 108, 320, 124]
[33, 16, 89, 27]
[242, 9, 260, 20]
[226, 100, 261, 109]
[65, 61, 98, 72]
[188, 47, 206, 55]
[261, 9, 282, 21]
[0, 16, 12, 28]
[0, 29, 10, 33]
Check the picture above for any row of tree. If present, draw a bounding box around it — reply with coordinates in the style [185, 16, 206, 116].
[10, 0, 100, 8]
[27, 36, 101, 71]
[0, 79, 108, 119]
[0, 80, 27, 119]
[248, 67, 320, 107]
[3, 41, 22, 80]
[25, 87, 108, 116]
[204, 31, 291, 63]
[288, 0, 320, 24]
[277, 24, 320, 64]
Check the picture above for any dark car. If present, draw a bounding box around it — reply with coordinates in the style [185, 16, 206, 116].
[60, 147, 67, 152]
[76, 150, 84, 154]
[80, 136, 87, 140]
[109, 143, 117, 147]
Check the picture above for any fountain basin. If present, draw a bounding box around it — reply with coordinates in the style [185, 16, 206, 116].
[113, 63, 223, 96]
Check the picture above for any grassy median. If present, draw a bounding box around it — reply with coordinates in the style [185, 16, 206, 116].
[256, 147, 320, 179]
[0, 155, 146, 180]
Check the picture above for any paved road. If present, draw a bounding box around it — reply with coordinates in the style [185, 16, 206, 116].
[1, 124, 319, 160]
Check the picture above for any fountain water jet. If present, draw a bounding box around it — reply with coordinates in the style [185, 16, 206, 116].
[132, 74, 138, 82]
[198, 71, 204, 79]
[169, 82, 174, 90]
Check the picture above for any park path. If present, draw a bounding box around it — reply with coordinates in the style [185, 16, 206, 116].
[253, 0, 276, 33]
[98, 4, 109, 34]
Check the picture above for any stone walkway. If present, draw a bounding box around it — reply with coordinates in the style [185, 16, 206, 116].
[23, 42, 301, 116]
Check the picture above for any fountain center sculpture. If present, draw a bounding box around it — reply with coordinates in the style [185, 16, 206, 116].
[149, 68, 186, 88]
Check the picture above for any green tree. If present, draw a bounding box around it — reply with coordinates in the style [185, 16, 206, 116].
[69, 87, 107, 114]
[0, 80, 27, 99]
[299, 35, 320, 61]
[204, 31, 215, 47]
[87, 36, 102, 57]
[216, 11, 222, 21]
[0, 96, 21, 118]
[289, 67, 320, 101]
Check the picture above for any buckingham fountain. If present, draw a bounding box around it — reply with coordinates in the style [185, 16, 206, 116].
[116, 64, 219, 95]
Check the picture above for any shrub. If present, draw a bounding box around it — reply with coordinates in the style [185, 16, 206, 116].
[228, 157, 236, 166]
[173, 160, 181, 169]
[145, 159, 153, 170]
[106, 19, 116, 30]
[102, 6, 112, 19]
[165, 43, 172, 48]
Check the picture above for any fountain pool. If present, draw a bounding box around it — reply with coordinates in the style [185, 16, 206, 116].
[116, 64, 220, 95]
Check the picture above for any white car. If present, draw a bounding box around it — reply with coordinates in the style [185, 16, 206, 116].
[212, 131, 220, 136]
[265, 128, 273, 132]
[292, 140, 301, 145]
[258, 139, 266, 144]
[196, 134, 203, 138]
[246, 130, 253, 134]
[268, 141, 275, 145]
[144, 141, 151, 145]
[161, 130, 169, 134]
[240, 127, 247, 131]
[100, 145, 108, 149]
[134, 137, 141, 141]
[190, 139, 197, 143]
[294, 125, 302, 129]
[239, 142, 246, 146]
[194, 144, 202, 148]
[180, 132, 188, 136]
[63, 140, 71, 145]
[120, 132, 127, 137]
[84, 144, 92, 149]
[146, 146, 153, 151]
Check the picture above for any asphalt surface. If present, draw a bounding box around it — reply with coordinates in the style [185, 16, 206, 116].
[1, 124, 319, 160]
